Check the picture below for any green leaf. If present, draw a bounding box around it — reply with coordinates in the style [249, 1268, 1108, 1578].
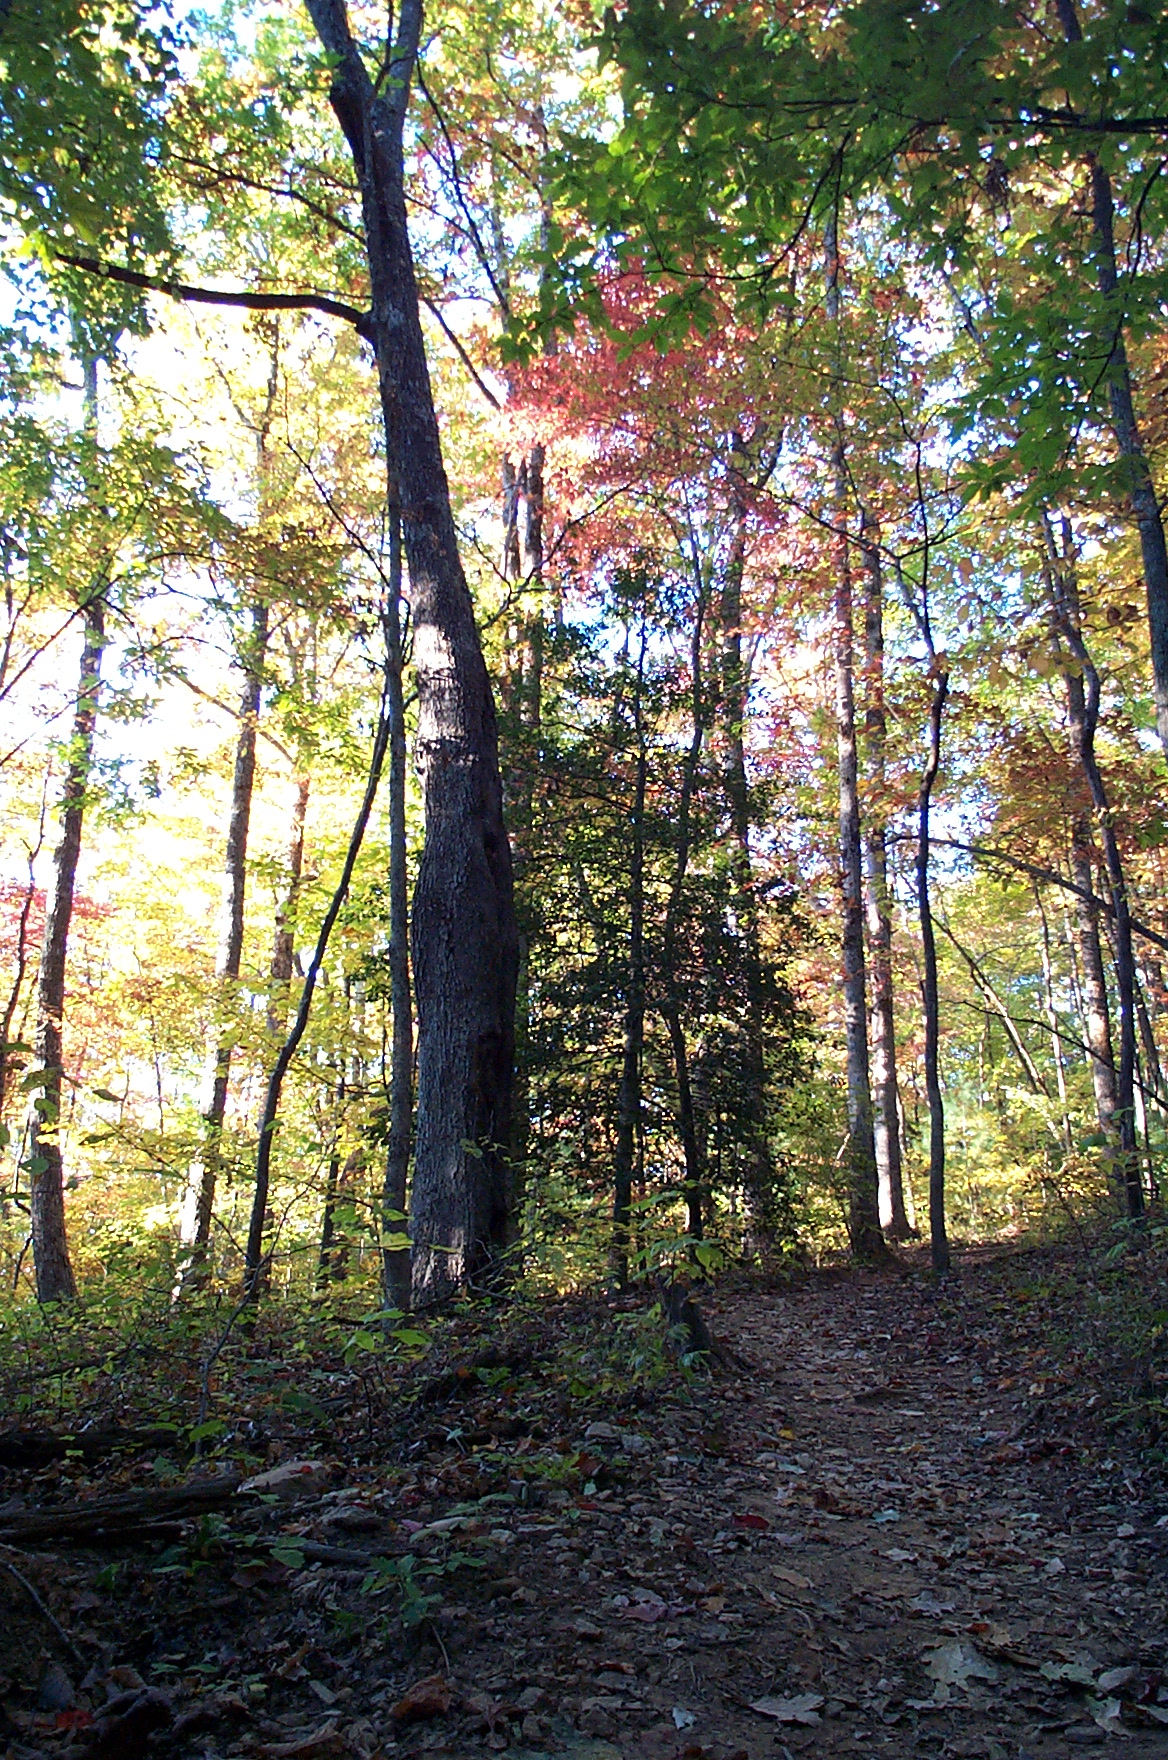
[187, 1419, 227, 1444]
[346, 1329, 381, 1354]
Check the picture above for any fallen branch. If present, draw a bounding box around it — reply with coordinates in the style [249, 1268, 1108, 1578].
[0, 1544, 86, 1666]
[0, 1425, 181, 1470]
[0, 1472, 242, 1545]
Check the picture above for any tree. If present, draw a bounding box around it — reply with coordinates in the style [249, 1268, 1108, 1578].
[26, 584, 103, 1302]
[293, 0, 517, 1305]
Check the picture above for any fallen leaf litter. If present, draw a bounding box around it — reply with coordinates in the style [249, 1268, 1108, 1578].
[0, 1248, 1163, 1759]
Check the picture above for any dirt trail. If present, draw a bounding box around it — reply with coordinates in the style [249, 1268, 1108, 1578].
[443, 1260, 1168, 1760]
[2, 1255, 1167, 1759]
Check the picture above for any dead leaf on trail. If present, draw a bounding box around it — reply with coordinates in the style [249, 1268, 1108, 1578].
[733, 1512, 768, 1530]
[1085, 1697, 1129, 1737]
[53, 1707, 92, 1731]
[770, 1565, 812, 1591]
[1041, 1662, 1100, 1689]
[276, 1641, 312, 1681]
[255, 1724, 346, 1758]
[391, 1674, 454, 1722]
[461, 1687, 509, 1733]
[924, 1641, 1000, 1700]
[1096, 1667, 1139, 1694]
[231, 1559, 288, 1589]
[749, 1692, 825, 1725]
[910, 1590, 956, 1616]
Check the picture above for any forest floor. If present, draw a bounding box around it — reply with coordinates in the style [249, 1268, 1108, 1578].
[0, 1241, 1166, 1760]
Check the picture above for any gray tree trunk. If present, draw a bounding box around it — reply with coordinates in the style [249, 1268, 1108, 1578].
[1069, 820, 1119, 1140]
[267, 769, 309, 1029]
[304, 0, 517, 1307]
[918, 671, 950, 1275]
[825, 216, 883, 1260]
[1056, 0, 1168, 762]
[1034, 882, 1073, 1153]
[380, 512, 413, 1314]
[28, 594, 104, 1301]
[720, 492, 775, 1225]
[858, 513, 912, 1238]
[1044, 529, 1142, 1215]
[662, 562, 708, 1241]
[613, 631, 647, 1289]
[179, 597, 268, 1275]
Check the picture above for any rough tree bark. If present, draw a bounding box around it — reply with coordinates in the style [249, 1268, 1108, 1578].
[178, 597, 268, 1277]
[0, 814, 45, 1132]
[1033, 881, 1073, 1153]
[1043, 526, 1143, 1215]
[498, 440, 545, 1262]
[303, 0, 517, 1307]
[380, 511, 412, 1314]
[27, 594, 104, 1302]
[858, 511, 912, 1238]
[825, 216, 883, 1259]
[720, 476, 776, 1225]
[267, 769, 310, 1034]
[1070, 814, 1120, 1142]
[1056, 0, 1168, 763]
[661, 562, 709, 1242]
[917, 668, 950, 1275]
[492, 155, 551, 1260]
[613, 629, 647, 1289]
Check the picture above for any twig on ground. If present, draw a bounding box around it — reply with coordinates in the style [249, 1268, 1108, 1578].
[0, 1544, 86, 1667]
[427, 1617, 451, 1674]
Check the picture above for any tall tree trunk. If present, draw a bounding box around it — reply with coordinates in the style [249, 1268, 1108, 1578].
[918, 671, 950, 1275]
[1044, 533, 1143, 1216]
[719, 482, 775, 1227]
[825, 215, 883, 1260]
[27, 594, 104, 1302]
[662, 563, 708, 1241]
[179, 597, 268, 1277]
[613, 631, 647, 1290]
[304, 0, 517, 1308]
[1034, 882, 1073, 1152]
[0, 810, 45, 1132]
[318, 1065, 346, 1287]
[246, 671, 392, 1292]
[858, 511, 912, 1238]
[500, 443, 546, 1263]
[1069, 815, 1119, 1140]
[380, 515, 412, 1313]
[1055, 0, 1168, 762]
[267, 770, 310, 1034]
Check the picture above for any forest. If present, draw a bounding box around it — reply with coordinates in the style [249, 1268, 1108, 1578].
[0, 0, 1167, 1752]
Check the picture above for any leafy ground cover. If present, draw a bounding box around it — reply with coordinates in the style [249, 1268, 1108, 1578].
[0, 1240, 1165, 1760]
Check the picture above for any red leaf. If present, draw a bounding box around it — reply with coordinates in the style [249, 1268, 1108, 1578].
[55, 1709, 93, 1731]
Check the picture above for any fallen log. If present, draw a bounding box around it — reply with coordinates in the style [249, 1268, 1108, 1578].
[0, 1472, 242, 1545]
[0, 1426, 181, 1470]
